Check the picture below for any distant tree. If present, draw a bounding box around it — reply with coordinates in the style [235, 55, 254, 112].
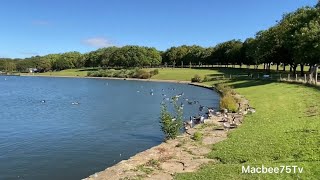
[164, 46, 189, 66]
[3, 61, 16, 72]
[52, 55, 74, 70]
[38, 57, 52, 72]
[99, 46, 119, 67]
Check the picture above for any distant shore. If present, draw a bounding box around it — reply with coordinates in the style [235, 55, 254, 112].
[20, 73, 192, 84]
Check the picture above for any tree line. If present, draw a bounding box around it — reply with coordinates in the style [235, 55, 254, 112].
[1, 2, 319, 77]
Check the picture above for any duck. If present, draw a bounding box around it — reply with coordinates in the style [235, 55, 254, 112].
[72, 102, 80, 105]
[40, 100, 46, 103]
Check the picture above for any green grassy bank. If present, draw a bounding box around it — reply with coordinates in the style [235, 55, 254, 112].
[20, 67, 319, 179]
[175, 82, 320, 179]
[149, 68, 319, 179]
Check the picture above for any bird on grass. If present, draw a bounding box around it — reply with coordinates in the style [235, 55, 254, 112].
[223, 122, 231, 131]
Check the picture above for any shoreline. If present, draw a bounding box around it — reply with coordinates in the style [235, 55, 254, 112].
[20, 74, 191, 84]
[83, 102, 247, 180]
[22, 74, 245, 180]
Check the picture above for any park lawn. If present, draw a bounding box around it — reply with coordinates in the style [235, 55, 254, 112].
[175, 81, 320, 179]
[150, 68, 223, 81]
[150, 67, 307, 82]
[20, 68, 94, 77]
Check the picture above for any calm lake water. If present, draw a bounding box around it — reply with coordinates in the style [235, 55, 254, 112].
[0, 76, 219, 180]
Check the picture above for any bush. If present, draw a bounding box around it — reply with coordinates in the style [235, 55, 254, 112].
[134, 69, 150, 79]
[160, 100, 183, 140]
[215, 83, 236, 96]
[191, 74, 202, 82]
[220, 94, 238, 112]
[151, 69, 159, 75]
[192, 131, 203, 142]
[87, 68, 157, 79]
[202, 75, 212, 82]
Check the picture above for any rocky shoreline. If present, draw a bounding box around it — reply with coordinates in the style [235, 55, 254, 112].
[21, 74, 249, 180]
[83, 84, 249, 180]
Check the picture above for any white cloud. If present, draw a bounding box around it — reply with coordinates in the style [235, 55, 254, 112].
[82, 37, 114, 48]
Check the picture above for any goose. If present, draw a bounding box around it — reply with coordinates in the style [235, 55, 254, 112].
[248, 107, 256, 113]
[188, 118, 193, 127]
[199, 105, 204, 111]
[223, 122, 231, 131]
[163, 97, 170, 101]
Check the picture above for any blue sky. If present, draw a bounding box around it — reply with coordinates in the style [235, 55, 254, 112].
[0, 0, 317, 58]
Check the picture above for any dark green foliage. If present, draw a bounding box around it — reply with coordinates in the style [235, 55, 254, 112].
[87, 68, 159, 79]
[191, 74, 202, 82]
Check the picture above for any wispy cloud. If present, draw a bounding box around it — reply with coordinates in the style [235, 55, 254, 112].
[32, 20, 50, 26]
[82, 37, 114, 48]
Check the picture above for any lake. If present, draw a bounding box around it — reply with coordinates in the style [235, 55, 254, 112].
[0, 76, 219, 180]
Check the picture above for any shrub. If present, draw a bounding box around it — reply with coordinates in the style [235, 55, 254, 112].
[202, 75, 211, 82]
[191, 74, 202, 82]
[159, 99, 183, 140]
[220, 94, 238, 112]
[152, 69, 159, 75]
[134, 69, 151, 79]
[192, 131, 203, 142]
[215, 83, 236, 96]
[87, 68, 156, 79]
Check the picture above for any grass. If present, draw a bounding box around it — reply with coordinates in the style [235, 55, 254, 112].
[17, 67, 319, 179]
[150, 68, 223, 81]
[19, 68, 97, 77]
[175, 81, 320, 179]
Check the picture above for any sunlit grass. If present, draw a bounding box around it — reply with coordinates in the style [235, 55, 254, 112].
[175, 82, 320, 179]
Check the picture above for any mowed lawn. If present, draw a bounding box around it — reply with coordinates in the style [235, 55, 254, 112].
[150, 68, 223, 81]
[175, 81, 320, 179]
[20, 68, 94, 77]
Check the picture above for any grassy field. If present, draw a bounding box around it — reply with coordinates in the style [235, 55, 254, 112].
[149, 68, 320, 179]
[174, 80, 320, 179]
[20, 66, 310, 82]
[19, 68, 94, 77]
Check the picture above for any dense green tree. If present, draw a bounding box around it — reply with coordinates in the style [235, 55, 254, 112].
[110, 46, 161, 67]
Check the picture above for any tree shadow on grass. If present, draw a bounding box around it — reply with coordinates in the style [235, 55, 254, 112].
[192, 67, 294, 76]
[226, 79, 275, 89]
